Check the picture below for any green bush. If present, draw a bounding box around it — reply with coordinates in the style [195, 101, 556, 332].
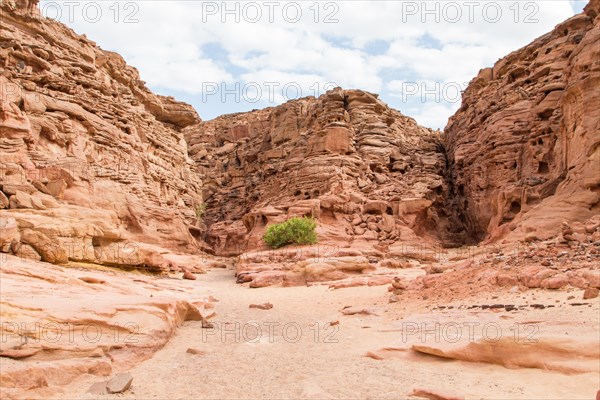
[195, 203, 206, 219]
[263, 217, 318, 249]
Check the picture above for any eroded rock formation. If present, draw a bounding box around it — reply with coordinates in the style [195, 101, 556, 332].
[445, 0, 600, 243]
[186, 89, 462, 258]
[0, 254, 209, 399]
[184, 88, 471, 286]
[3, 0, 597, 276]
[0, 0, 205, 270]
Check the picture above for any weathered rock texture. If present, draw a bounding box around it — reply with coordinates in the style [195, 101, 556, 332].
[186, 89, 459, 258]
[445, 0, 600, 243]
[0, 255, 208, 399]
[0, 0, 204, 270]
[183, 1, 600, 286]
[1, 0, 598, 280]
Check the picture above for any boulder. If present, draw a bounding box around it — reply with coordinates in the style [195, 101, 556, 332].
[20, 229, 68, 264]
[9, 191, 34, 209]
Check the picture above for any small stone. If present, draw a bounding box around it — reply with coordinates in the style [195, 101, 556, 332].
[79, 276, 106, 284]
[430, 265, 444, 274]
[496, 273, 518, 287]
[329, 321, 339, 326]
[249, 302, 273, 310]
[364, 352, 383, 360]
[392, 278, 407, 290]
[541, 276, 568, 289]
[411, 388, 464, 400]
[341, 307, 378, 316]
[89, 348, 104, 358]
[186, 348, 206, 355]
[182, 269, 197, 280]
[106, 373, 133, 394]
[583, 288, 599, 300]
[389, 294, 399, 303]
[87, 381, 108, 395]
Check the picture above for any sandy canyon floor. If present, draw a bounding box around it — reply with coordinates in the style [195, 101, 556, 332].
[41, 266, 599, 400]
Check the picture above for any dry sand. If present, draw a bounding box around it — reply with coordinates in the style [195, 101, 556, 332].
[56, 267, 600, 400]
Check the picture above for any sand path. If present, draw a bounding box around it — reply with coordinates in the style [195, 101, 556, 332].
[63, 268, 598, 399]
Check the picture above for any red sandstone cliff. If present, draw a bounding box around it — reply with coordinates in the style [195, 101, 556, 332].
[1, 0, 598, 275]
[444, 0, 600, 243]
[1, 0, 205, 270]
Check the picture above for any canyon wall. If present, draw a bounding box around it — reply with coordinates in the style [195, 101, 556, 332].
[445, 0, 600, 243]
[186, 88, 464, 259]
[0, 1, 205, 270]
[1, 0, 598, 274]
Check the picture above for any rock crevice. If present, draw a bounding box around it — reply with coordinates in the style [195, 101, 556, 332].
[444, 0, 600, 243]
[1, 0, 598, 271]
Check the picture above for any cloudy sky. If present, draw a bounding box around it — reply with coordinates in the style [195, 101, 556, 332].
[40, 1, 586, 129]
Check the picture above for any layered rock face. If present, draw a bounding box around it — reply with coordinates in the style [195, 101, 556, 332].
[1, 0, 598, 277]
[0, 1, 204, 269]
[0, 254, 209, 399]
[445, 0, 600, 243]
[186, 88, 461, 260]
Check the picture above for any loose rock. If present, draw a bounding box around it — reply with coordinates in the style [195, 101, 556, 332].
[106, 373, 133, 394]
[249, 303, 273, 310]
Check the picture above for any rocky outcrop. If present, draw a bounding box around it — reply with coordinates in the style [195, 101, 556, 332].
[445, 0, 600, 243]
[186, 89, 462, 260]
[0, 254, 208, 399]
[411, 326, 600, 374]
[1, 0, 597, 281]
[0, 1, 204, 269]
[186, 1, 600, 284]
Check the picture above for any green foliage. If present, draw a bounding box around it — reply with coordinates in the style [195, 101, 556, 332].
[195, 203, 206, 219]
[263, 217, 318, 249]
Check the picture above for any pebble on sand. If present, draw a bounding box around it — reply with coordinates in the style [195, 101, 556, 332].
[182, 270, 197, 280]
[87, 381, 108, 395]
[249, 303, 273, 310]
[410, 387, 465, 400]
[364, 352, 383, 360]
[186, 348, 206, 355]
[106, 373, 133, 394]
[583, 288, 599, 300]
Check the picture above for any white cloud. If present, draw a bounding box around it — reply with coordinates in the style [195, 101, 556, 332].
[41, 0, 581, 128]
[404, 102, 461, 130]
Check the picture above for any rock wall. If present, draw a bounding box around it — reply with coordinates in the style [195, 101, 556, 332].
[2, 0, 597, 273]
[185, 88, 463, 257]
[0, 1, 205, 269]
[445, 0, 600, 243]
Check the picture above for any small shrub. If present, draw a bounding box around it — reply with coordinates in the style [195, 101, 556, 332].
[195, 204, 206, 219]
[263, 217, 318, 249]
